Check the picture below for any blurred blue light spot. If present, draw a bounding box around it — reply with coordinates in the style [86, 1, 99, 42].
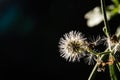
[0, 4, 19, 32]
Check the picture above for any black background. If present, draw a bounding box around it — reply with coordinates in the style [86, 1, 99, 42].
[0, 0, 120, 80]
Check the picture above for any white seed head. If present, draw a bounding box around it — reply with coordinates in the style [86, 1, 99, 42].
[84, 53, 96, 65]
[105, 35, 120, 53]
[89, 35, 102, 46]
[59, 31, 87, 62]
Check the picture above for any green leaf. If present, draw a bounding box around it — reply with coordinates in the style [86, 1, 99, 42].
[112, 0, 119, 6]
[110, 7, 119, 17]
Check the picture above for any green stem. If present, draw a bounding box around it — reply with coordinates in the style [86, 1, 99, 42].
[101, 0, 111, 37]
[109, 64, 118, 80]
[108, 54, 118, 80]
[88, 63, 97, 80]
[88, 48, 109, 80]
[100, 1, 118, 79]
[88, 55, 105, 80]
[114, 54, 120, 72]
[88, 48, 110, 55]
[116, 63, 120, 72]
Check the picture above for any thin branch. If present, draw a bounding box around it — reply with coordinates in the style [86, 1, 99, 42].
[101, 0, 111, 37]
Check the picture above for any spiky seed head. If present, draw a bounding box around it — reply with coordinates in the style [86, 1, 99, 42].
[59, 31, 87, 62]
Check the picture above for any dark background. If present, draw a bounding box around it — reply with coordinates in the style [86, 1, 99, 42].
[0, 0, 120, 80]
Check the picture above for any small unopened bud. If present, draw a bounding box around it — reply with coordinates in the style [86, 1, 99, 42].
[106, 55, 115, 65]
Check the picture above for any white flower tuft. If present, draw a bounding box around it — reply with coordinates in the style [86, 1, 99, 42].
[84, 53, 96, 65]
[59, 31, 87, 62]
[105, 35, 120, 53]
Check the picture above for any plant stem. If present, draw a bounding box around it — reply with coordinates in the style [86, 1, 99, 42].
[101, 0, 111, 37]
[114, 54, 120, 72]
[88, 48, 109, 80]
[109, 64, 118, 80]
[88, 63, 97, 80]
[116, 63, 120, 72]
[108, 54, 118, 80]
[88, 55, 105, 80]
[100, 1, 118, 79]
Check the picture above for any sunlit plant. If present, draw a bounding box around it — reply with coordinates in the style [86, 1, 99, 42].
[58, 0, 120, 80]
